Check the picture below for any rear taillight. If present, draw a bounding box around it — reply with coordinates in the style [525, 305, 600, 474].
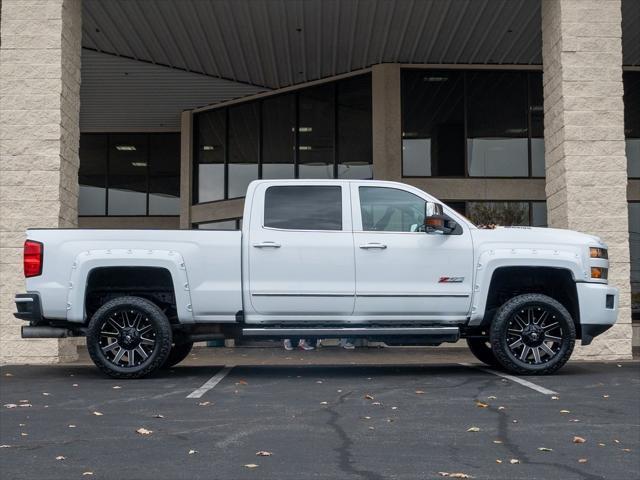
[24, 240, 43, 278]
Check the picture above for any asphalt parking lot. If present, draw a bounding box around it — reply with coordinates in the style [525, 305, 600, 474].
[1, 349, 639, 480]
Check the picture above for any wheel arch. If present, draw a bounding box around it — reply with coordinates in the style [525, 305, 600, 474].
[67, 249, 193, 324]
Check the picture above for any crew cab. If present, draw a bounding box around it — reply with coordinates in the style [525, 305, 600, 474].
[15, 180, 618, 378]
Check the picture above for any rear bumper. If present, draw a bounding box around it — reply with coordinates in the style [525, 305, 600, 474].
[576, 283, 618, 345]
[14, 293, 43, 322]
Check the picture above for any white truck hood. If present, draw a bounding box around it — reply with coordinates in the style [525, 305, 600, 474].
[469, 226, 606, 250]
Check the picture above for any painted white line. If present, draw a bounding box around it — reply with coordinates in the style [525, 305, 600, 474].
[187, 366, 233, 399]
[459, 363, 558, 395]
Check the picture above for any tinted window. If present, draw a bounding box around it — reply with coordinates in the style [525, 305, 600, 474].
[149, 134, 180, 215]
[228, 103, 259, 198]
[402, 70, 465, 176]
[108, 134, 148, 215]
[338, 75, 373, 179]
[264, 186, 342, 230]
[359, 187, 425, 232]
[262, 94, 296, 179]
[196, 109, 226, 202]
[624, 72, 640, 178]
[298, 85, 335, 179]
[79, 134, 107, 215]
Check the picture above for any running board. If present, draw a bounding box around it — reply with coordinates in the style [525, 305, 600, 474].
[242, 326, 459, 341]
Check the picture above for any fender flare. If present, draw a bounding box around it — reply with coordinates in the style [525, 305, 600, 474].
[66, 249, 194, 324]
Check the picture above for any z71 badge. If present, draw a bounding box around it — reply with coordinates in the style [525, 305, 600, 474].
[438, 276, 464, 283]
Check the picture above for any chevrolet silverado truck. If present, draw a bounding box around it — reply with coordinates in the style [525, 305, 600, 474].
[14, 180, 618, 378]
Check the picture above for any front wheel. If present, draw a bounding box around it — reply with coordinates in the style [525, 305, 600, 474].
[490, 293, 575, 375]
[466, 338, 500, 367]
[87, 296, 172, 379]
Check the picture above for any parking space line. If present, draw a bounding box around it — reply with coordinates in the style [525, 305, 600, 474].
[459, 363, 558, 395]
[186, 366, 233, 399]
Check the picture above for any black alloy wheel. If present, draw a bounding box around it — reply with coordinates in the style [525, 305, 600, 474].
[87, 296, 172, 379]
[490, 293, 575, 375]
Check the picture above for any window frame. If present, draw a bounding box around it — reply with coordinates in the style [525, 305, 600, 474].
[79, 132, 181, 217]
[192, 73, 373, 206]
[400, 69, 545, 180]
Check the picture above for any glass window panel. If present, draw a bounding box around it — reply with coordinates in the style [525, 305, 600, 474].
[531, 201, 548, 227]
[530, 73, 545, 177]
[78, 134, 107, 215]
[338, 74, 372, 179]
[467, 201, 530, 227]
[298, 84, 335, 179]
[149, 133, 180, 215]
[359, 187, 425, 232]
[264, 186, 342, 230]
[262, 94, 296, 179]
[467, 72, 529, 177]
[108, 134, 147, 215]
[624, 72, 640, 178]
[196, 109, 226, 203]
[629, 203, 640, 321]
[402, 70, 465, 177]
[228, 103, 259, 198]
[196, 219, 239, 230]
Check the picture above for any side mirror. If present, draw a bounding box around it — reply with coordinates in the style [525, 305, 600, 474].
[424, 202, 456, 234]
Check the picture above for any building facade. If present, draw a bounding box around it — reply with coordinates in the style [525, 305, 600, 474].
[1, 0, 638, 363]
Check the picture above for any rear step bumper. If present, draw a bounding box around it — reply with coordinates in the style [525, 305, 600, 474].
[242, 326, 459, 342]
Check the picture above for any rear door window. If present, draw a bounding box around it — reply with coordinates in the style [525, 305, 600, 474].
[264, 185, 342, 230]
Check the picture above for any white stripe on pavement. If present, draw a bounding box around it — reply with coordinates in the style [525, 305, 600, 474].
[459, 363, 558, 395]
[187, 366, 233, 399]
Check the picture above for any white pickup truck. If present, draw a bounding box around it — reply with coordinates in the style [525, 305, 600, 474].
[15, 180, 618, 378]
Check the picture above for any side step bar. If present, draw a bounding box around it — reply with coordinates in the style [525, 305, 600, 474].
[242, 326, 459, 340]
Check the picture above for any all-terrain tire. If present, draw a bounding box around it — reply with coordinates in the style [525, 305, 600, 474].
[87, 296, 172, 379]
[466, 338, 500, 367]
[161, 342, 194, 369]
[490, 293, 575, 375]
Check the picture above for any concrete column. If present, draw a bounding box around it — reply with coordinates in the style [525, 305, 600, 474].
[371, 64, 402, 181]
[541, 0, 632, 359]
[0, 0, 82, 364]
[179, 110, 193, 229]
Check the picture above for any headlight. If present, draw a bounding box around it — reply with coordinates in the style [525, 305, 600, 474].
[590, 247, 608, 259]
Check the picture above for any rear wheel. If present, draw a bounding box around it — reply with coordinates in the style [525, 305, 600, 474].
[490, 293, 575, 375]
[466, 338, 500, 367]
[162, 342, 194, 368]
[87, 296, 172, 379]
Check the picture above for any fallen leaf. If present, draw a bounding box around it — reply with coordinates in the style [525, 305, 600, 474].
[153, 414, 165, 419]
[365, 394, 375, 400]
[415, 390, 425, 395]
[598, 443, 606, 447]
[0, 445, 11, 448]
[112, 386, 122, 389]
[496, 459, 502, 464]
[368, 426, 375, 430]
[493, 440, 503, 444]
[20, 433, 28, 437]
[55, 456, 66, 460]
[316, 381, 323, 384]
[551, 396, 559, 400]
[391, 406, 398, 410]
[244, 464, 259, 469]
[578, 458, 588, 464]
[188, 449, 198, 455]
[622, 448, 631, 452]
[363, 416, 371, 420]
[42, 393, 50, 396]
[72, 384, 78, 387]
[570, 419, 580, 423]
[19, 400, 28, 403]
[538, 447, 553, 452]
[602, 394, 609, 399]
[573, 436, 586, 444]
[510, 459, 520, 464]
[320, 401, 328, 405]
[337, 389, 342, 393]
[136, 427, 153, 436]
[614, 439, 620, 444]
[68, 425, 76, 428]
[92, 411, 103, 416]
[560, 410, 571, 414]
[371, 401, 382, 405]
[438, 473, 471, 479]
[498, 406, 505, 410]
[4, 373, 13, 377]
[487, 396, 497, 400]
[19, 424, 25, 427]
[82, 473, 93, 476]
[198, 401, 211, 406]
[467, 427, 480, 432]
[237, 380, 248, 385]
[475, 401, 489, 408]
[19, 404, 32, 408]
[512, 420, 518, 423]
[256, 451, 272, 456]
[3, 404, 17, 409]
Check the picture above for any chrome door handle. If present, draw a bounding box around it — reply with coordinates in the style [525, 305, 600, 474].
[359, 243, 387, 249]
[253, 241, 281, 248]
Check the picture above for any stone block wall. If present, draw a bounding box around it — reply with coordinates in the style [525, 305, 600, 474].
[541, 0, 632, 359]
[0, 0, 82, 364]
